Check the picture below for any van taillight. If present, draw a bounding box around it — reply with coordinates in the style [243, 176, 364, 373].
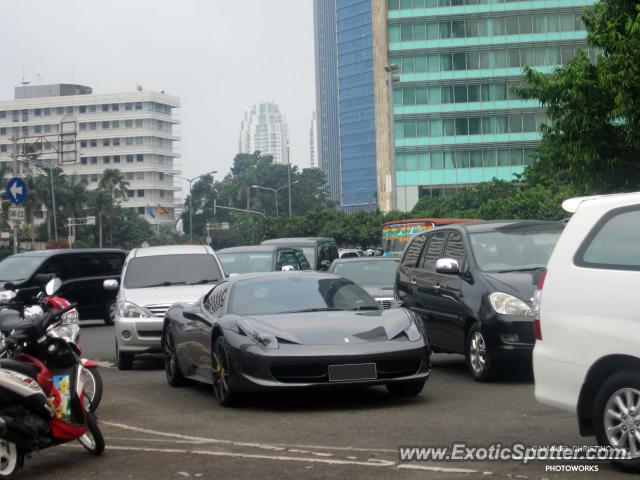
[533, 269, 547, 341]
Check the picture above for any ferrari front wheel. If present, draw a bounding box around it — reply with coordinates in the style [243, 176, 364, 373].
[212, 337, 241, 407]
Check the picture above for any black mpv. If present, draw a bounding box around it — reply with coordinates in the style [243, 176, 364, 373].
[396, 221, 563, 381]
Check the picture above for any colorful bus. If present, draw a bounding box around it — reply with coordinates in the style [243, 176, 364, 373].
[381, 218, 480, 257]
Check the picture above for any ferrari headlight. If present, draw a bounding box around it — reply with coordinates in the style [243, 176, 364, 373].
[250, 331, 279, 349]
[118, 301, 152, 319]
[489, 292, 532, 316]
[404, 319, 421, 342]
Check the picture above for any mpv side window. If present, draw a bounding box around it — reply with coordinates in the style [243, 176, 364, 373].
[402, 234, 427, 268]
[72, 254, 104, 277]
[443, 231, 466, 268]
[421, 231, 447, 272]
[276, 250, 300, 270]
[576, 206, 640, 270]
[102, 253, 125, 275]
[38, 255, 73, 280]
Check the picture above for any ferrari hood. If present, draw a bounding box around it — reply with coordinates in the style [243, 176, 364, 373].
[235, 309, 413, 346]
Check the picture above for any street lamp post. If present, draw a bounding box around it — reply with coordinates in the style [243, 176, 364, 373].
[168, 170, 217, 241]
[251, 181, 299, 217]
[20, 157, 58, 241]
[384, 64, 400, 211]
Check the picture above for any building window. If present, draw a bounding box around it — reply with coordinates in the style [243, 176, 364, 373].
[101, 104, 109, 112]
[102, 121, 110, 129]
[127, 155, 134, 162]
[90, 157, 97, 165]
[102, 139, 110, 147]
[135, 102, 143, 110]
[125, 103, 133, 111]
[159, 190, 165, 198]
[128, 190, 134, 197]
[44, 124, 51, 133]
[135, 137, 143, 145]
[103, 156, 111, 164]
[125, 172, 134, 180]
[89, 122, 96, 130]
[90, 139, 97, 147]
[79, 106, 86, 114]
[42, 108, 50, 116]
[136, 154, 143, 162]
[137, 207, 145, 214]
[125, 119, 133, 128]
[80, 123, 87, 131]
[135, 119, 143, 127]
[80, 157, 87, 165]
[136, 172, 144, 180]
[88, 105, 96, 113]
[56, 107, 64, 115]
[137, 189, 144, 197]
[34, 125, 42, 134]
[0, 145, 6, 153]
[126, 138, 134, 146]
[90, 174, 98, 182]
[34, 108, 41, 117]
[0, 128, 5, 135]
[112, 104, 120, 111]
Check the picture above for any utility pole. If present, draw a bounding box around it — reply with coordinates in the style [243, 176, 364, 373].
[287, 142, 292, 217]
[385, 64, 399, 211]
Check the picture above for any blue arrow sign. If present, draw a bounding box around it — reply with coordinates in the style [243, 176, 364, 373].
[6, 177, 27, 205]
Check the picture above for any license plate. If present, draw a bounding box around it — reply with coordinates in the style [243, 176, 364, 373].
[328, 363, 377, 382]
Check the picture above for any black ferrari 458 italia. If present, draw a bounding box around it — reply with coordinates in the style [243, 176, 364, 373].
[162, 272, 431, 406]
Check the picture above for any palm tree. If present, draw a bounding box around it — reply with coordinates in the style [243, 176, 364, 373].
[62, 175, 89, 245]
[96, 169, 129, 247]
[35, 166, 68, 242]
[23, 175, 44, 249]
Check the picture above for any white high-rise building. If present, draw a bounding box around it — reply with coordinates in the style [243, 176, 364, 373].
[0, 84, 181, 224]
[309, 110, 318, 168]
[238, 102, 289, 164]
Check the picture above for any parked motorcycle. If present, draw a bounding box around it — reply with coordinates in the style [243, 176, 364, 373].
[42, 295, 102, 412]
[0, 277, 104, 478]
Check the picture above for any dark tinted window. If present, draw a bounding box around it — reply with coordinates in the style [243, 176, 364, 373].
[72, 254, 104, 277]
[578, 208, 640, 269]
[402, 234, 427, 268]
[204, 282, 229, 315]
[102, 253, 125, 275]
[124, 254, 223, 288]
[333, 259, 399, 287]
[421, 231, 447, 271]
[318, 243, 338, 264]
[39, 255, 73, 280]
[443, 231, 466, 265]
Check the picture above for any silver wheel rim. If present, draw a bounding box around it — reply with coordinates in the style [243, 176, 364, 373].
[469, 331, 487, 375]
[164, 332, 178, 379]
[604, 387, 640, 459]
[0, 440, 18, 476]
[79, 430, 96, 451]
[108, 302, 116, 322]
[81, 368, 97, 412]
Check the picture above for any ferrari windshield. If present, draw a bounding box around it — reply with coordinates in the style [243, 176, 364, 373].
[228, 275, 380, 315]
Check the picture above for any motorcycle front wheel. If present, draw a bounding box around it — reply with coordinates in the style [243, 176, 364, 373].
[0, 439, 22, 478]
[78, 413, 105, 455]
[81, 366, 103, 412]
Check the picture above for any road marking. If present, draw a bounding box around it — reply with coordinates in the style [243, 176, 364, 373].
[397, 464, 478, 474]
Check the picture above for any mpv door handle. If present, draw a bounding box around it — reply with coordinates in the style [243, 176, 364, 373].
[410, 279, 417, 286]
[433, 284, 441, 291]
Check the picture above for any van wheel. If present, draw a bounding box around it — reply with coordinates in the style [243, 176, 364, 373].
[115, 341, 133, 371]
[103, 301, 116, 326]
[594, 371, 640, 472]
[465, 323, 495, 382]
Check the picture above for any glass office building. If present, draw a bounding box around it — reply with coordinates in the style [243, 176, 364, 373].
[336, 0, 378, 210]
[386, 0, 596, 210]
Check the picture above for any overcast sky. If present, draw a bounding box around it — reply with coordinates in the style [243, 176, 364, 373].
[0, 0, 316, 185]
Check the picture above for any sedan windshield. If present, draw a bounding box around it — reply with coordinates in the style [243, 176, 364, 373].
[228, 276, 379, 315]
[124, 254, 222, 288]
[0, 256, 44, 282]
[218, 252, 272, 275]
[469, 228, 562, 273]
[332, 260, 399, 288]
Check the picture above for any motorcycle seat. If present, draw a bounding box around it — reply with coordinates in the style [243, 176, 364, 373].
[0, 359, 39, 380]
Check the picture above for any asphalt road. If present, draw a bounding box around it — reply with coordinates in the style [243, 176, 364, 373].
[16, 323, 632, 480]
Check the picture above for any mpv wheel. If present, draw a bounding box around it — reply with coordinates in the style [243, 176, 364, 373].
[594, 371, 640, 472]
[466, 324, 494, 382]
[115, 341, 133, 371]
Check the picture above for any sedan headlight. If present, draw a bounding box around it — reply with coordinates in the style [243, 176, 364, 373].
[489, 292, 532, 316]
[117, 301, 153, 319]
[403, 319, 421, 342]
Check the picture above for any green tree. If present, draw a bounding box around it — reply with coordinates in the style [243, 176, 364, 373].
[96, 169, 129, 247]
[517, 0, 640, 194]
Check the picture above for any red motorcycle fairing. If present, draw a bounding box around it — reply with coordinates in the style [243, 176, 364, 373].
[49, 417, 87, 442]
[14, 353, 53, 396]
[81, 359, 97, 368]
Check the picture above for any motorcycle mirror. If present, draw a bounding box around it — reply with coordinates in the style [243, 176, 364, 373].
[45, 277, 62, 296]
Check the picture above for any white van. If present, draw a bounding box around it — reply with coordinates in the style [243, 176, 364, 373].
[106, 245, 225, 370]
[533, 192, 640, 471]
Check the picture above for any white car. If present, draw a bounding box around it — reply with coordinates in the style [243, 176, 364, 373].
[105, 245, 225, 370]
[533, 192, 640, 471]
